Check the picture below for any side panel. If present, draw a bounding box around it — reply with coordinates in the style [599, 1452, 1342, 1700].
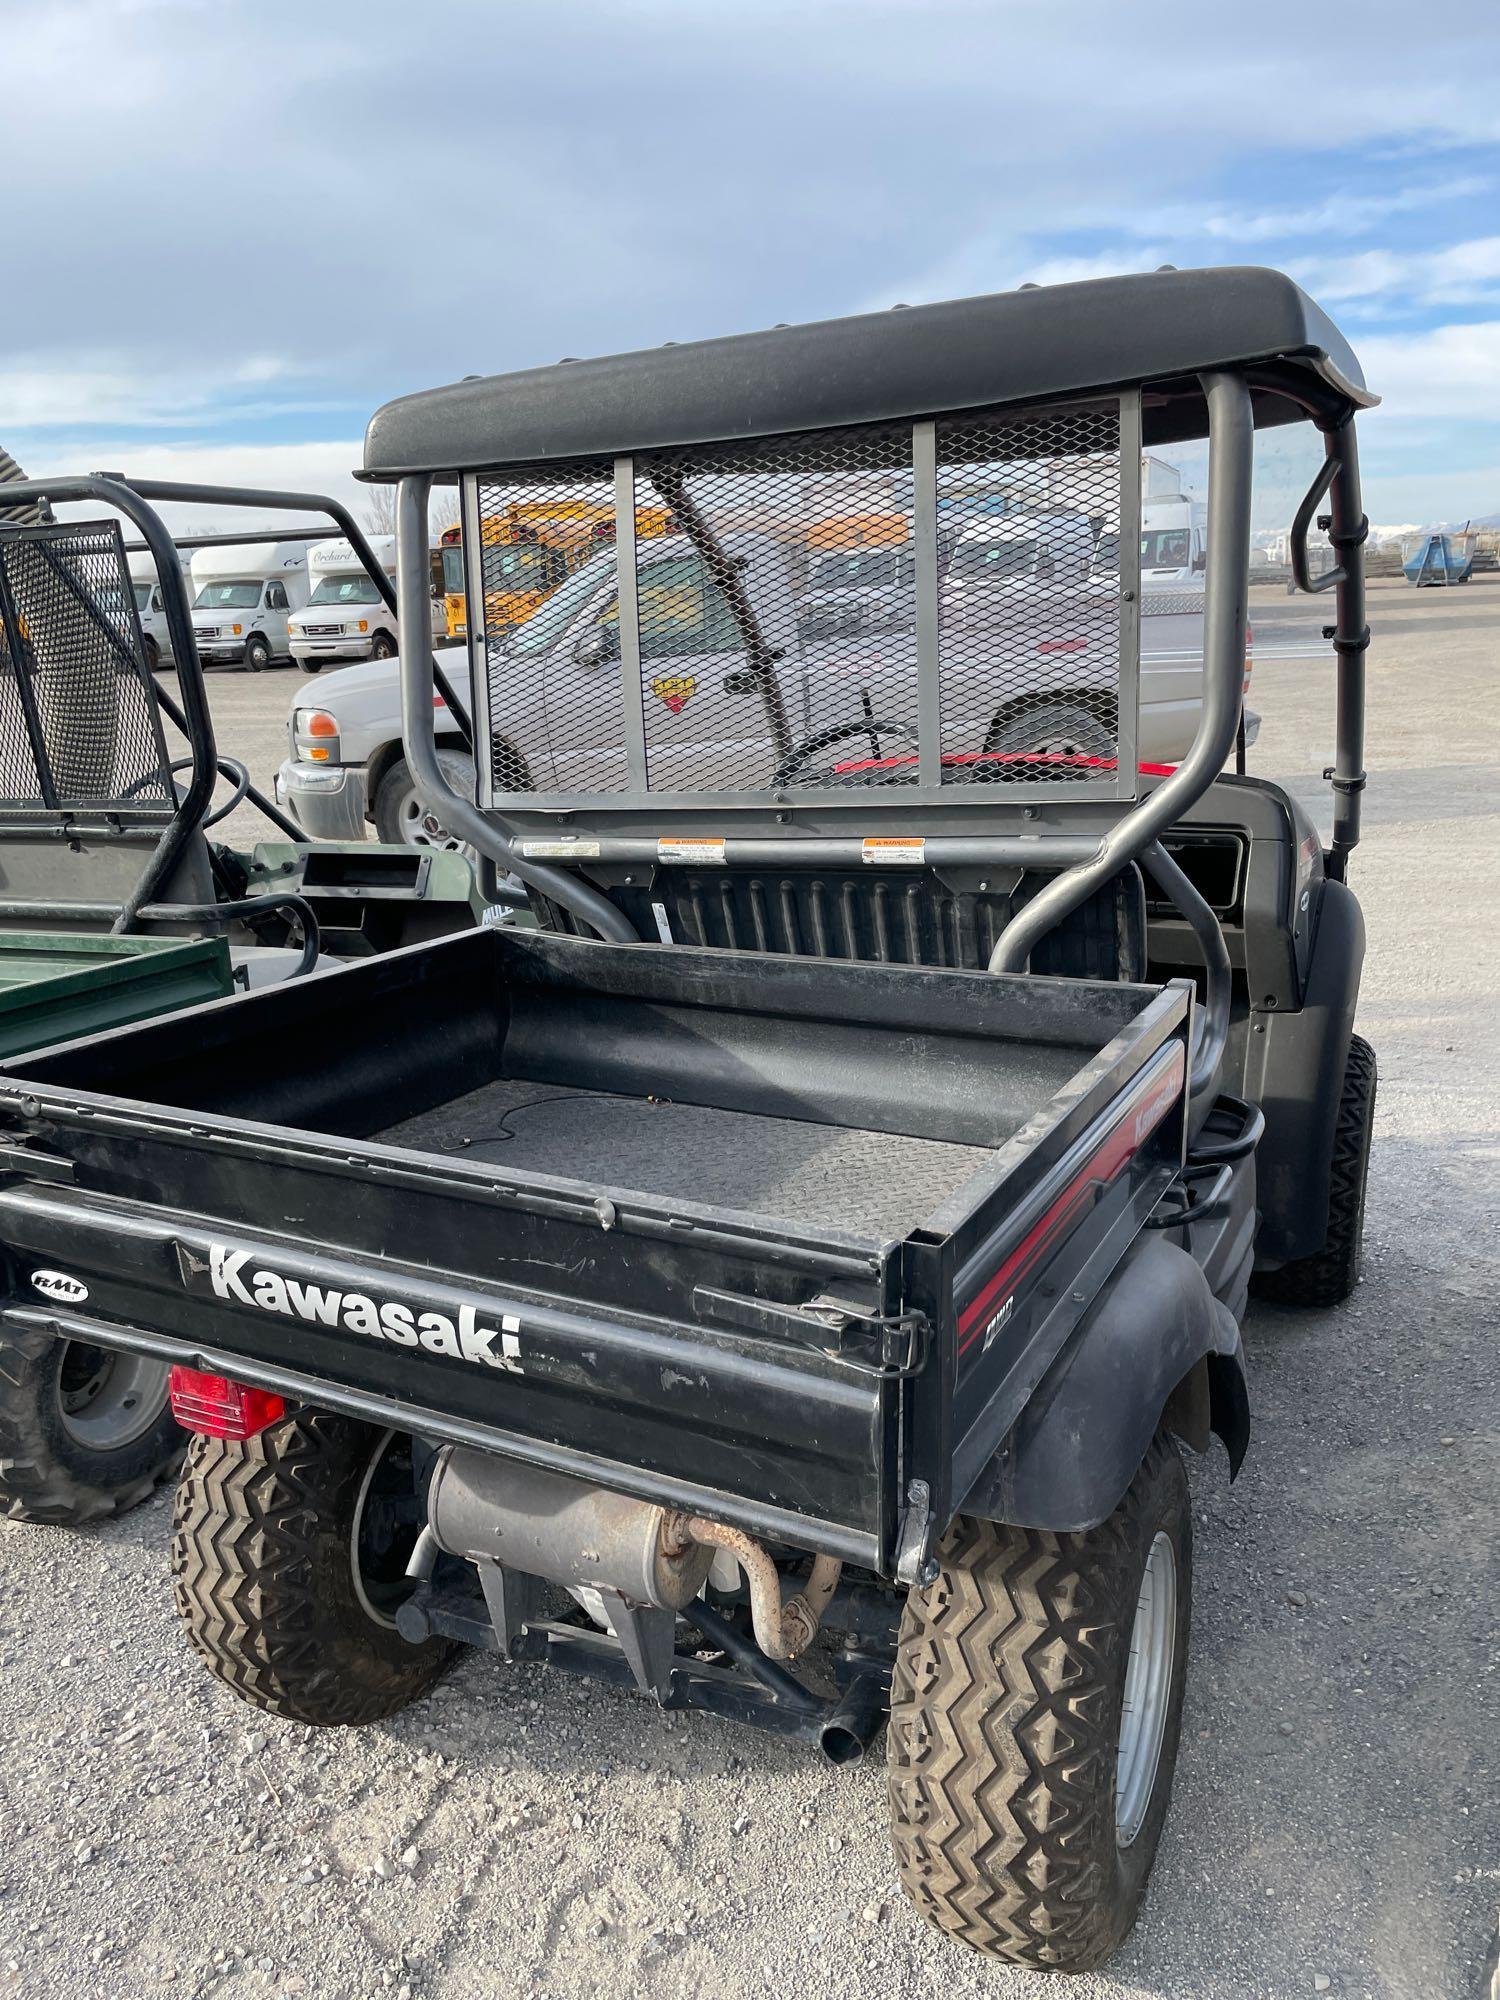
[961, 1232, 1249, 1532]
[905, 990, 1192, 1535]
[1249, 876, 1365, 1266]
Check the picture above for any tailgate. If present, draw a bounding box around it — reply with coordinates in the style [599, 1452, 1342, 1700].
[0, 1139, 895, 1566]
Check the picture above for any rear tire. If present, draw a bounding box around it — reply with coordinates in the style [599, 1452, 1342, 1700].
[0, 1326, 180, 1525]
[888, 1432, 1191, 1972]
[1252, 1033, 1376, 1309]
[984, 697, 1117, 772]
[171, 1411, 451, 1725]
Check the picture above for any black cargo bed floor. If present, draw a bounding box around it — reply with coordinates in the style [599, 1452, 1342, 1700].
[378, 1082, 992, 1240]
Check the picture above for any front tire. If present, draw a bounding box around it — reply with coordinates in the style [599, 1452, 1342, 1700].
[370, 630, 396, 660]
[0, 1327, 180, 1525]
[244, 634, 272, 673]
[1252, 1033, 1376, 1308]
[888, 1432, 1191, 1972]
[171, 1412, 451, 1726]
[373, 749, 475, 851]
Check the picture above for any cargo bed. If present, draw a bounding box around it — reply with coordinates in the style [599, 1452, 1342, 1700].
[0, 926, 1190, 1571]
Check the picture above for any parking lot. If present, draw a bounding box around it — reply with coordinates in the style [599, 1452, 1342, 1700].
[0, 574, 1495, 2000]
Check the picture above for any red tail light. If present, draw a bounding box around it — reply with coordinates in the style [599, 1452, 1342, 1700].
[169, 1367, 285, 1440]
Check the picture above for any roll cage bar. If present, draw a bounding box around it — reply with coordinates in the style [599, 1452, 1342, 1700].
[0, 471, 471, 947]
[391, 354, 1371, 1122]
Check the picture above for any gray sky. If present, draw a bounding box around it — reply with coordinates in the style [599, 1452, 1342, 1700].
[6, 0, 1500, 530]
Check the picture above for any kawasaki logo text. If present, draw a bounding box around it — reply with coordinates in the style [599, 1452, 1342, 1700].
[205, 1245, 522, 1374]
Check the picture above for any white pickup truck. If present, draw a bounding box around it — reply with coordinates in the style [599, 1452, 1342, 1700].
[276, 537, 1256, 847]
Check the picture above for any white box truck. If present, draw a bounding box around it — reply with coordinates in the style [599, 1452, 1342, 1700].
[190, 541, 312, 672]
[288, 535, 448, 673]
[126, 546, 194, 672]
[1140, 457, 1206, 584]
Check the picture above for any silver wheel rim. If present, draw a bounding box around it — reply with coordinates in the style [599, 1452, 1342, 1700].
[396, 785, 465, 853]
[56, 1344, 171, 1450]
[996, 710, 1113, 759]
[1115, 1530, 1177, 1847]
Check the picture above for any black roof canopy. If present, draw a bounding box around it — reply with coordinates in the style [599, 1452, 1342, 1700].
[362, 265, 1375, 480]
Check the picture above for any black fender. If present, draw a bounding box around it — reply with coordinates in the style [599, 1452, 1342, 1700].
[960, 1233, 1249, 1534]
[1252, 875, 1364, 1266]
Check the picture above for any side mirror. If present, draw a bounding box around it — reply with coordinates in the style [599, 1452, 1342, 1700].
[1192, 550, 1207, 574]
[574, 622, 620, 668]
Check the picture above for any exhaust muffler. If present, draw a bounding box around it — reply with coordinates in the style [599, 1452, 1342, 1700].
[424, 1447, 713, 1611]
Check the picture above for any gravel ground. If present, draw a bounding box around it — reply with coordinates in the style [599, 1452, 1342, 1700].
[0, 578, 1496, 2000]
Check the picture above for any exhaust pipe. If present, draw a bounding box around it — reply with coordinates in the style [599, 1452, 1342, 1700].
[684, 1516, 842, 1660]
[817, 1675, 889, 1766]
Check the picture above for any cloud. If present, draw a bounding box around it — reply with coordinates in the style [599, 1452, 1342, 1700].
[1120, 177, 1492, 246]
[1357, 320, 1500, 416]
[1287, 236, 1500, 307]
[12, 437, 370, 535]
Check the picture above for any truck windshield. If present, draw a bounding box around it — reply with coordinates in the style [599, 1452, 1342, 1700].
[308, 574, 382, 606]
[194, 581, 262, 610]
[506, 554, 617, 657]
[1142, 530, 1191, 568]
[810, 548, 904, 590]
[948, 539, 1038, 581]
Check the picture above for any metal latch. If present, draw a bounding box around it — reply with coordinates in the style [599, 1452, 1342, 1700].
[692, 1285, 930, 1378]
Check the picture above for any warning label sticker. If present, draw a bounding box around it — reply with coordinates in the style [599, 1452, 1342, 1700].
[519, 838, 602, 860]
[861, 836, 926, 866]
[657, 837, 726, 865]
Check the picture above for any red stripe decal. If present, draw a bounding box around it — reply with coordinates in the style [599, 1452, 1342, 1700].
[957, 1043, 1186, 1356]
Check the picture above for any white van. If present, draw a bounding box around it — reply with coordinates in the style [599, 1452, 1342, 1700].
[288, 536, 399, 673]
[126, 547, 193, 672]
[190, 542, 312, 672]
[288, 536, 450, 674]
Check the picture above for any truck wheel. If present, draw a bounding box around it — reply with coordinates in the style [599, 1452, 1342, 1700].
[985, 698, 1116, 770]
[0, 1326, 181, 1525]
[244, 634, 272, 673]
[373, 750, 475, 850]
[370, 630, 396, 659]
[888, 1431, 1191, 1972]
[171, 1412, 452, 1726]
[1252, 1033, 1376, 1309]
[142, 634, 161, 675]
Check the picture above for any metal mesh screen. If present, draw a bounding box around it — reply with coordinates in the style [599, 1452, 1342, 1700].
[477, 463, 625, 795]
[632, 425, 917, 793]
[936, 402, 1122, 784]
[0, 520, 173, 815]
[471, 397, 1130, 805]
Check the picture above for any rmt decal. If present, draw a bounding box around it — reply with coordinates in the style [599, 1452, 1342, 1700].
[204, 1245, 522, 1374]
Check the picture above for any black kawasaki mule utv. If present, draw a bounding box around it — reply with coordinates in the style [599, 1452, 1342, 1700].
[0, 475, 482, 1524]
[0, 267, 1376, 1971]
